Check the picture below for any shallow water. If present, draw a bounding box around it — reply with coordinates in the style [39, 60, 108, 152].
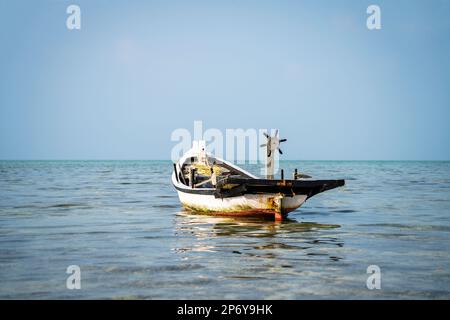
[0, 160, 449, 299]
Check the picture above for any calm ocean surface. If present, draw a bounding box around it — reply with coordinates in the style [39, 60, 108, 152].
[0, 160, 449, 299]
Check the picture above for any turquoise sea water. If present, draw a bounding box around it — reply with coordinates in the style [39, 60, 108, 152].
[0, 160, 449, 299]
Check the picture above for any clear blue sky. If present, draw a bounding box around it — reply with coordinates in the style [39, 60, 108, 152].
[1, 0, 449, 160]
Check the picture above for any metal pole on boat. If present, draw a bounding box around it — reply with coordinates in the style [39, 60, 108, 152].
[210, 166, 217, 187]
[189, 168, 196, 188]
[281, 169, 284, 181]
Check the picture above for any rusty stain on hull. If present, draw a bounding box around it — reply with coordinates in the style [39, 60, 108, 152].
[183, 206, 286, 220]
[182, 199, 290, 220]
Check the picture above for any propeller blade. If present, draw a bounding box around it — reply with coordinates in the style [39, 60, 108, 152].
[260, 144, 267, 147]
[263, 132, 270, 138]
[275, 129, 278, 136]
[279, 139, 287, 143]
[278, 149, 283, 154]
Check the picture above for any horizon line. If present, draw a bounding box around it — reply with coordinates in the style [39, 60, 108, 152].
[1, 159, 449, 162]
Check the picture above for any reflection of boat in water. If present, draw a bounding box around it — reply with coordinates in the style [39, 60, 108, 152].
[175, 211, 341, 237]
[173, 211, 344, 262]
[172, 132, 345, 220]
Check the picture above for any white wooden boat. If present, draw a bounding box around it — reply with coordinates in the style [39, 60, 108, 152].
[172, 134, 344, 220]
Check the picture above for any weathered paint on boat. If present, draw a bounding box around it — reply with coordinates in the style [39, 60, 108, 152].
[173, 168, 308, 220]
[175, 187, 307, 220]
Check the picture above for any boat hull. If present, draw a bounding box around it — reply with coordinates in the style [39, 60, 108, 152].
[176, 190, 307, 220]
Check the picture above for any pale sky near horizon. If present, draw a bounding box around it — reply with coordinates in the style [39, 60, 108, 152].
[1, 0, 449, 160]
